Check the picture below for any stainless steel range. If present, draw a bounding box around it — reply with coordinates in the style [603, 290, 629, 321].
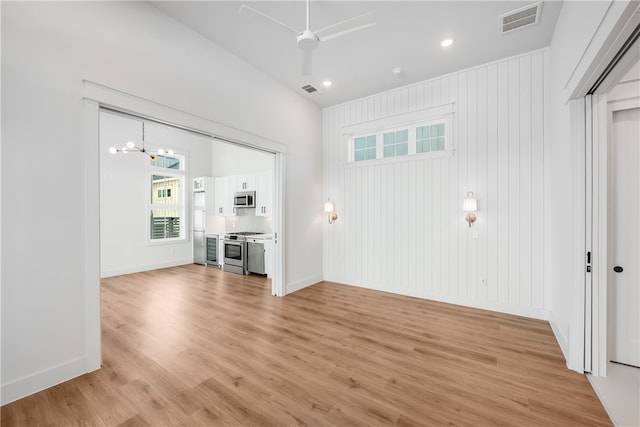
[223, 232, 264, 274]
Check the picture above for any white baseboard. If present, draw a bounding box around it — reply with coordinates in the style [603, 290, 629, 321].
[323, 278, 550, 320]
[1, 356, 90, 405]
[100, 258, 193, 278]
[285, 275, 323, 295]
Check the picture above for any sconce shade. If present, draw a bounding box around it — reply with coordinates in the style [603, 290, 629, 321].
[324, 200, 335, 213]
[463, 192, 477, 212]
[324, 199, 338, 224]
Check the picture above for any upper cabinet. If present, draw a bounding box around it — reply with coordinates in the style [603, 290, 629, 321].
[255, 171, 272, 217]
[214, 176, 233, 216]
[233, 174, 255, 191]
[213, 171, 272, 218]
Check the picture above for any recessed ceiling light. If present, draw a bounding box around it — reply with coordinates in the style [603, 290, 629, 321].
[441, 39, 454, 47]
[322, 80, 332, 87]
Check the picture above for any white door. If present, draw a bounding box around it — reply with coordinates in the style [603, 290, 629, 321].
[609, 106, 640, 368]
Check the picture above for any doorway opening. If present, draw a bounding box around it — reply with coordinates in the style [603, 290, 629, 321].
[99, 109, 278, 288]
[83, 81, 287, 374]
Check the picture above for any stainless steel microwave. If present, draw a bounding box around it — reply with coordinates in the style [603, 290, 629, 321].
[233, 191, 255, 208]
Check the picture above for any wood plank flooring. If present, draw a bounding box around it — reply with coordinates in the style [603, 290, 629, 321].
[2, 265, 612, 426]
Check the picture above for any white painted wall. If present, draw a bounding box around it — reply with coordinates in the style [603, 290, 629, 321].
[99, 111, 213, 277]
[210, 139, 273, 177]
[1, 1, 322, 404]
[547, 0, 639, 370]
[323, 49, 548, 319]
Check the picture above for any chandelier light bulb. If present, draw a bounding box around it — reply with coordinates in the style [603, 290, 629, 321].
[108, 147, 117, 154]
[158, 148, 165, 155]
[441, 39, 454, 47]
[126, 141, 135, 149]
[167, 149, 174, 155]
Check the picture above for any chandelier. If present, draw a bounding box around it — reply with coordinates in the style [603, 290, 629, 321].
[108, 122, 173, 160]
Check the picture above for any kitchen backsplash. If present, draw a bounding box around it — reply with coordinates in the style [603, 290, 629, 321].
[225, 211, 272, 234]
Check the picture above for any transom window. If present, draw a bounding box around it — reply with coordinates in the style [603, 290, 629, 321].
[416, 122, 445, 153]
[354, 135, 377, 161]
[383, 129, 409, 158]
[151, 154, 181, 170]
[349, 117, 450, 163]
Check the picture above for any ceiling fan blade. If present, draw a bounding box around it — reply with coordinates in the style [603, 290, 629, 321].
[239, 4, 300, 35]
[315, 12, 376, 42]
[301, 50, 313, 76]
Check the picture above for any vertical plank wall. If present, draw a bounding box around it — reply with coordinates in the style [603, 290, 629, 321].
[323, 49, 548, 319]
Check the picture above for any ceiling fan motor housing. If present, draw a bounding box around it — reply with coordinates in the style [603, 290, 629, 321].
[297, 29, 319, 51]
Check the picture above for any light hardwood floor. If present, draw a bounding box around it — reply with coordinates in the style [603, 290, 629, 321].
[2, 265, 611, 426]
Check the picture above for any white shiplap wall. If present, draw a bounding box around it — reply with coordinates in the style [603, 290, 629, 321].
[323, 49, 548, 319]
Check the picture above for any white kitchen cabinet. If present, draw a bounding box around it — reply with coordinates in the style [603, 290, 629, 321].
[255, 171, 272, 217]
[214, 172, 271, 216]
[232, 173, 255, 191]
[214, 176, 233, 216]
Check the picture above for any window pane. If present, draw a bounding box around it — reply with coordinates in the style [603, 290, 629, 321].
[150, 210, 165, 240]
[396, 142, 408, 156]
[383, 132, 395, 145]
[152, 175, 165, 202]
[366, 135, 376, 148]
[417, 140, 428, 153]
[354, 150, 365, 161]
[436, 137, 445, 151]
[354, 137, 365, 150]
[365, 148, 377, 160]
[383, 145, 395, 158]
[150, 209, 181, 239]
[151, 155, 181, 170]
[396, 129, 408, 143]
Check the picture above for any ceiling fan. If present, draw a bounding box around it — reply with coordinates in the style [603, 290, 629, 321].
[239, 0, 376, 76]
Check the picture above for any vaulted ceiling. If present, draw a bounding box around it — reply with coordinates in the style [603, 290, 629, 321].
[152, 1, 563, 107]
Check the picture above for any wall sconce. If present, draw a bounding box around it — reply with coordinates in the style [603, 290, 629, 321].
[463, 191, 477, 227]
[324, 199, 338, 224]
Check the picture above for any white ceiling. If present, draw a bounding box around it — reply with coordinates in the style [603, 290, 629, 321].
[151, 1, 563, 108]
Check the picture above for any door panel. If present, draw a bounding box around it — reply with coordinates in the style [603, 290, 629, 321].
[609, 107, 640, 367]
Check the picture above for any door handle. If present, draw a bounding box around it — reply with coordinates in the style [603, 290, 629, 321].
[613, 266, 624, 273]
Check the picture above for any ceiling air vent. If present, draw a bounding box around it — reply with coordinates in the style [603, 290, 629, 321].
[301, 84, 318, 94]
[500, 2, 542, 34]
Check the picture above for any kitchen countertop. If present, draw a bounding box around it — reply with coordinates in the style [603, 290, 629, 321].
[246, 234, 272, 240]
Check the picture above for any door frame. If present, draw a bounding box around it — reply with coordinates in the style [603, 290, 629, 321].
[83, 81, 288, 370]
[561, 2, 640, 375]
[588, 93, 640, 376]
